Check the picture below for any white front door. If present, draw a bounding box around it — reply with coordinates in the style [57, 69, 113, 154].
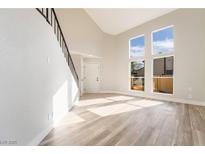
[84, 63, 100, 93]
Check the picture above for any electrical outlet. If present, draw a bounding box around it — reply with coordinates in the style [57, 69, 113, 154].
[48, 113, 53, 121]
[47, 57, 50, 64]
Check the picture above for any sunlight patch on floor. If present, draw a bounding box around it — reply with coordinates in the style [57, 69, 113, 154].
[76, 98, 113, 107]
[87, 103, 142, 117]
[127, 99, 164, 107]
[106, 95, 135, 101]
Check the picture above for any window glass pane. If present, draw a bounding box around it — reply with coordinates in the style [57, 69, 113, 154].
[152, 27, 174, 55]
[153, 56, 173, 77]
[153, 56, 173, 94]
[131, 78, 144, 91]
[131, 60, 145, 77]
[129, 35, 145, 58]
[153, 78, 173, 94]
[130, 60, 145, 91]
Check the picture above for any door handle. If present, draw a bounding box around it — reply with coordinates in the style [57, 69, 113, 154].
[96, 77, 99, 82]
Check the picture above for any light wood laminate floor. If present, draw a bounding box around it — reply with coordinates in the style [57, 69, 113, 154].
[40, 93, 205, 146]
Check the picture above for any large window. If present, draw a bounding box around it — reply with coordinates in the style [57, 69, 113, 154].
[128, 26, 174, 94]
[129, 35, 145, 91]
[152, 26, 174, 94]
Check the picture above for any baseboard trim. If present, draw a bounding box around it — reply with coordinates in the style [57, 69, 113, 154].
[27, 124, 53, 146]
[99, 90, 205, 106]
[26, 97, 80, 146]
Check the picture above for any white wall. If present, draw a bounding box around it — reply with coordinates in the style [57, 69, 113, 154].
[71, 54, 82, 81]
[115, 9, 205, 102]
[203, 37, 205, 100]
[55, 9, 117, 92]
[0, 9, 79, 145]
[71, 54, 84, 95]
[55, 9, 104, 57]
[203, 9, 205, 101]
[82, 33, 116, 92]
[101, 34, 117, 91]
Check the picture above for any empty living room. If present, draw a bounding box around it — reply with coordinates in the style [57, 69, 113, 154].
[1, 0, 205, 153]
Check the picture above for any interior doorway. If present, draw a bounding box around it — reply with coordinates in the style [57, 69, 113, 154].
[84, 62, 101, 93]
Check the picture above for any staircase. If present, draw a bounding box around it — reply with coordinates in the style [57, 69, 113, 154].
[36, 8, 79, 87]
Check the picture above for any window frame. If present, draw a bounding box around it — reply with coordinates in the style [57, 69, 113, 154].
[128, 34, 145, 92]
[151, 25, 175, 95]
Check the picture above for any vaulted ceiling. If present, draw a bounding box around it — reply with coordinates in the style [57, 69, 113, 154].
[85, 9, 177, 35]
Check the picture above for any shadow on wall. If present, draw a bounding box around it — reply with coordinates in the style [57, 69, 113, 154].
[52, 74, 79, 127]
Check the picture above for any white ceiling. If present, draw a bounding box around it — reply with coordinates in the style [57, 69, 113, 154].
[85, 9, 177, 35]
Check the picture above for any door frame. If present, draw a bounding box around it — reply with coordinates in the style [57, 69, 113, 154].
[83, 62, 101, 93]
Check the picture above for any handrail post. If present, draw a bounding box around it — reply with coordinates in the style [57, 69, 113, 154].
[46, 8, 49, 23]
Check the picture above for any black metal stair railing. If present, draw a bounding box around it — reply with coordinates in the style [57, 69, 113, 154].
[36, 8, 79, 86]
